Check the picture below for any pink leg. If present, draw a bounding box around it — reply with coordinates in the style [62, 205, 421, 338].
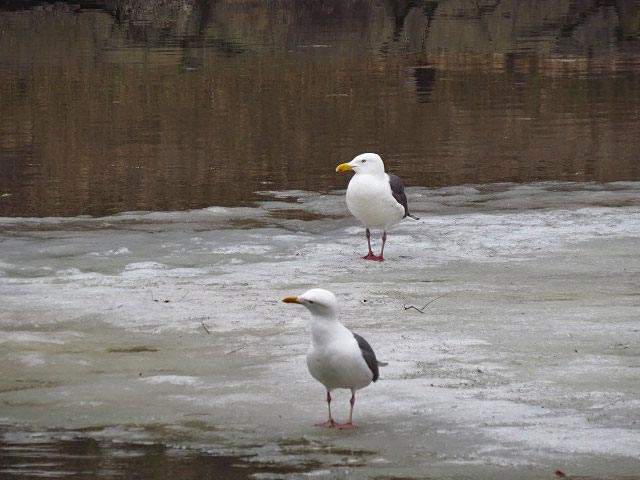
[316, 391, 343, 428]
[339, 392, 359, 430]
[372, 231, 386, 262]
[362, 228, 381, 261]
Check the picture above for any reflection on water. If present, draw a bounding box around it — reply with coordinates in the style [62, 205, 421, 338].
[0, 429, 313, 479]
[1, 0, 639, 216]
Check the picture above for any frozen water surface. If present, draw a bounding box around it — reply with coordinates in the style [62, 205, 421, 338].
[1, 182, 640, 478]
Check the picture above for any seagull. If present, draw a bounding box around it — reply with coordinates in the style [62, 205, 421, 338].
[282, 288, 385, 429]
[336, 153, 418, 261]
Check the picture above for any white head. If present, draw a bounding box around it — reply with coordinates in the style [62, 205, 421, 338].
[282, 288, 339, 319]
[336, 153, 385, 176]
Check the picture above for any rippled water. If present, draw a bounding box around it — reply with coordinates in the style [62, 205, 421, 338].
[1, 1, 640, 216]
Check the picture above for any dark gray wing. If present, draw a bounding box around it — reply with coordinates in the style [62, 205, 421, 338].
[389, 174, 419, 219]
[353, 332, 380, 382]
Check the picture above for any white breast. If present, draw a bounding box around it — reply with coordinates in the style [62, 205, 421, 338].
[346, 174, 405, 229]
[306, 329, 373, 391]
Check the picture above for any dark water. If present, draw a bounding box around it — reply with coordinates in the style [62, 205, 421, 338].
[0, 430, 313, 479]
[1, 0, 640, 217]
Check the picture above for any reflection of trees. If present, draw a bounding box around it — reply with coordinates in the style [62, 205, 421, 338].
[616, 0, 640, 39]
[561, 0, 640, 40]
[382, 0, 439, 41]
[27, 0, 637, 56]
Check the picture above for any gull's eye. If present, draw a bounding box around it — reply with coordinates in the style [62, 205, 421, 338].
[361, 159, 366, 163]
[308, 300, 315, 304]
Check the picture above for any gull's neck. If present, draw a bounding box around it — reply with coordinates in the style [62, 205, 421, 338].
[310, 314, 349, 347]
[357, 170, 386, 179]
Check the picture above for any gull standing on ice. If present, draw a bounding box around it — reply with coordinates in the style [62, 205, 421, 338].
[282, 288, 385, 429]
[336, 153, 418, 261]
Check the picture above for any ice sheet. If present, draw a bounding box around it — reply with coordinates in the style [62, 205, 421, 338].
[1, 182, 639, 478]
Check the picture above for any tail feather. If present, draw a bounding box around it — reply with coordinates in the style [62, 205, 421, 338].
[377, 361, 389, 367]
[406, 213, 420, 221]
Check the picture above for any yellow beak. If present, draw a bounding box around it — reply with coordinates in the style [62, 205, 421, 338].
[336, 163, 353, 173]
[282, 296, 301, 304]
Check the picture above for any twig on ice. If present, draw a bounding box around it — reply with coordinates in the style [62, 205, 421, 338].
[403, 292, 451, 313]
[225, 346, 245, 355]
[200, 320, 210, 335]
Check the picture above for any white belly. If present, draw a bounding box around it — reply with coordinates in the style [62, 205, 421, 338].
[346, 175, 405, 228]
[306, 342, 373, 391]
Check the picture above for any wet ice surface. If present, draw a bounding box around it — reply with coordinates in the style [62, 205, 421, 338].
[1, 182, 640, 479]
